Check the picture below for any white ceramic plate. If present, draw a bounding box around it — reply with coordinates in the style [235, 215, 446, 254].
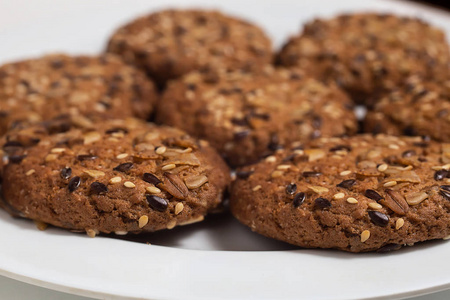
[1, 0, 450, 299]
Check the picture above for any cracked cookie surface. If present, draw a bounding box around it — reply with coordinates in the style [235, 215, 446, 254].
[230, 134, 450, 252]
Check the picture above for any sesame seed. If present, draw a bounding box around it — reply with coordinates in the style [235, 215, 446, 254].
[161, 164, 176, 171]
[340, 170, 351, 176]
[377, 164, 388, 172]
[271, 170, 284, 178]
[175, 147, 192, 153]
[156, 146, 167, 155]
[86, 229, 97, 238]
[361, 230, 370, 243]
[116, 153, 129, 159]
[265, 156, 277, 163]
[167, 219, 177, 229]
[384, 181, 397, 187]
[368, 202, 383, 210]
[26, 169, 35, 176]
[443, 235, 450, 240]
[178, 216, 204, 226]
[109, 176, 122, 184]
[138, 215, 149, 228]
[308, 185, 329, 194]
[293, 149, 304, 155]
[396, 218, 405, 230]
[83, 169, 106, 178]
[34, 220, 48, 231]
[51, 148, 66, 153]
[124, 181, 135, 188]
[252, 185, 262, 191]
[346, 197, 358, 204]
[388, 144, 400, 150]
[333, 192, 345, 199]
[175, 202, 184, 215]
[146, 186, 161, 194]
[277, 165, 291, 170]
[45, 154, 58, 162]
[115, 231, 128, 235]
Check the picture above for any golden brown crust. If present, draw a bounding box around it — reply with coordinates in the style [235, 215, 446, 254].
[1, 118, 230, 235]
[0, 54, 158, 136]
[277, 13, 450, 104]
[106, 9, 272, 86]
[230, 134, 450, 252]
[156, 66, 358, 167]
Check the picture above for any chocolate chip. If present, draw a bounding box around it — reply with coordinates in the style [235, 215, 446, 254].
[377, 243, 402, 253]
[365, 189, 383, 202]
[68, 176, 81, 192]
[90, 182, 108, 195]
[434, 170, 448, 181]
[77, 155, 97, 161]
[9, 155, 26, 164]
[402, 150, 416, 158]
[286, 183, 297, 195]
[146, 195, 168, 212]
[302, 171, 322, 178]
[337, 179, 356, 189]
[143, 173, 162, 185]
[368, 211, 389, 227]
[234, 130, 250, 141]
[403, 126, 417, 136]
[60, 167, 72, 179]
[236, 170, 254, 179]
[113, 162, 133, 173]
[293, 192, 305, 207]
[314, 198, 331, 209]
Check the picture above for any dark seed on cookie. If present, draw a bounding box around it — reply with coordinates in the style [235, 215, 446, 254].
[365, 189, 383, 202]
[77, 155, 98, 161]
[3, 141, 23, 148]
[68, 176, 81, 192]
[439, 185, 450, 200]
[105, 127, 129, 134]
[402, 150, 416, 158]
[146, 195, 168, 212]
[314, 197, 331, 209]
[234, 130, 250, 141]
[434, 170, 448, 181]
[9, 155, 26, 164]
[236, 170, 254, 179]
[337, 179, 356, 189]
[377, 243, 402, 253]
[302, 171, 322, 178]
[330, 145, 352, 152]
[293, 192, 305, 207]
[60, 167, 72, 179]
[90, 182, 108, 195]
[143, 173, 162, 185]
[368, 211, 389, 227]
[113, 162, 134, 173]
[286, 183, 297, 195]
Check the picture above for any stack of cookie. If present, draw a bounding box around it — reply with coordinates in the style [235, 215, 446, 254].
[0, 9, 449, 253]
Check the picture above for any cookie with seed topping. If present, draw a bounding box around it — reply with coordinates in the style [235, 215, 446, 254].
[365, 76, 450, 140]
[277, 13, 449, 104]
[230, 134, 450, 252]
[156, 66, 357, 167]
[1, 117, 230, 235]
[106, 9, 272, 86]
[0, 54, 157, 136]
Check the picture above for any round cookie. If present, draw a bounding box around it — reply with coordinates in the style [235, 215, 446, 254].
[156, 66, 358, 167]
[1, 117, 230, 235]
[230, 134, 450, 252]
[365, 76, 450, 140]
[106, 9, 272, 86]
[277, 13, 450, 104]
[0, 54, 157, 136]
